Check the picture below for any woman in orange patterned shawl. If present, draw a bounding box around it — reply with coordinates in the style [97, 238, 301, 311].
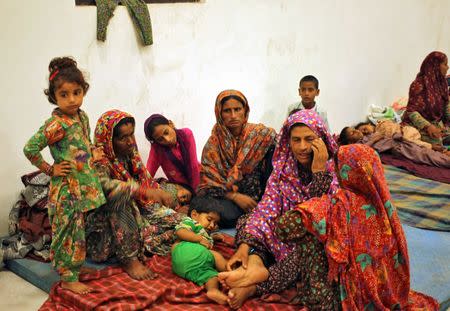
[276, 144, 438, 310]
[198, 90, 276, 228]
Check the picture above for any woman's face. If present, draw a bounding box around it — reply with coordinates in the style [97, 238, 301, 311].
[440, 57, 449, 77]
[113, 123, 135, 158]
[152, 123, 177, 147]
[221, 98, 245, 135]
[289, 124, 318, 167]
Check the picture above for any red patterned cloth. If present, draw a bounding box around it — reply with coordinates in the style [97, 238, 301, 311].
[403, 51, 449, 124]
[283, 144, 438, 310]
[39, 236, 304, 311]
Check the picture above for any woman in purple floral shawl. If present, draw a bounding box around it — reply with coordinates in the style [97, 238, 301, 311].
[218, 110, 340, 309]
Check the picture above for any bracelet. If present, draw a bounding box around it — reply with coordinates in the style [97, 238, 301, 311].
[44, 164, 53, 176]
[231, 192, 238, 201]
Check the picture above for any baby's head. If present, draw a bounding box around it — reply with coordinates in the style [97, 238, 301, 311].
[44, 57, 89, 115]
[188, 197, 221, 232]
[355, 122, 375, 136]
[144, 114, 177, 147]
[155, 178, 194, 208]
[339, 126, 363, 145]
[298, 75, 320, 109]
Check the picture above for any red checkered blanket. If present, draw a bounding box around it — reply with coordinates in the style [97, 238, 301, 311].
[39, 236, 304, 310]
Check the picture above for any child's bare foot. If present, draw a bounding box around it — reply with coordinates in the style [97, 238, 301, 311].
[206, 288, 228, 305]
[61, 281, 93, 294]
[80, 266, 97, 275]
[227, 285, 256, 309]
[218, 264, 268, 288]
[123, 258, 157, 280]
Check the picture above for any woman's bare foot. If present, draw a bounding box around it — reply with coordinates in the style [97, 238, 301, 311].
[218, 264, 268, 288]
[80, 266, 97, 275]
[227, 285, 256, 309]
[206, 288, 228, 305]
[61, 281, 93, 294]
[123, 258, 157, 280]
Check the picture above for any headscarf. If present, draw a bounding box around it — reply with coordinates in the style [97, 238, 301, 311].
[94, 109, 158, 191]
[198, 90, 276, 193]
[272, 109, 339, 204]
[403, 51, 449, 124]
[284, 144, 438, 310]
[144, 114, 194, 187]
[242, 110, 338, 261]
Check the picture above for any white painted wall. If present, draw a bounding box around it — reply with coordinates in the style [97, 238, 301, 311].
[0, 0, 448, 235]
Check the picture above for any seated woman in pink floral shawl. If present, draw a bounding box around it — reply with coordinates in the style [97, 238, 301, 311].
[219, 109, 340, 309]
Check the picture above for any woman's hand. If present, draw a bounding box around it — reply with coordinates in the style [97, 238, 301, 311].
[91, 147, 105, 162]
[52, 161, 71, 177]
[311, 138, 329, 173]
[226, 243, 250, 271]
[211, 233, 224, 242]
[232, 193, 258, 212]
[426, 124, 442, 139]
[145, 189, 174, 207]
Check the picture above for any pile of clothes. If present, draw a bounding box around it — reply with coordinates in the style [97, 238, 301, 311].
[1, 171, 52, 266]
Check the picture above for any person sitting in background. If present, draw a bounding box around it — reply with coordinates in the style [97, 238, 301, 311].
[197, 90, 276, 228]
[144, 114, 200, 192]
[402, 51, 449, 146]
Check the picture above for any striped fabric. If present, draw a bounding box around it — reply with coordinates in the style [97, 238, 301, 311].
[384, 165, 450, 231]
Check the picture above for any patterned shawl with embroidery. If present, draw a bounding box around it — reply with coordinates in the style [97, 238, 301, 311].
[286, 144, 438, 310]
[243, 110, 339, 261]
[198, 90, 276, 194]
[403, 51, 449, 124]
[94, 110, 159, 202]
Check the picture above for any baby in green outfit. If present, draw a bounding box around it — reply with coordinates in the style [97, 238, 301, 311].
[171, 196, 229, 305]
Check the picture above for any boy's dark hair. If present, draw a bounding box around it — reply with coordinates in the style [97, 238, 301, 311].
[299, 75, 319, 89]
[355, 121, 371, 130]
[188, 196, 221, 218]
[44, 57, 89, 105]
[338, 127, 351, 145]
[113, 117, 136, 138]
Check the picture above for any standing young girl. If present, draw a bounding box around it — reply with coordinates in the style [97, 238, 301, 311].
[144, 114, 200, 192]
[23, 57, 106, 294]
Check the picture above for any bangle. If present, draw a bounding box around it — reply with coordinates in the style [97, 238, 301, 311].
[44, 165, 53, 176]
[231, 192, 238, 201]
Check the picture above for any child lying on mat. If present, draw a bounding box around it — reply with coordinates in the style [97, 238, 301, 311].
[171, 196, 229, 305]
[353, 120, 447, 152]
[338, 122, 450, 167]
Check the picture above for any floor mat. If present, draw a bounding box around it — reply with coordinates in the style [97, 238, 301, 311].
[384, 164, 450, 231]
[5, 227, 448, 310]
[404, 225, 450, 310]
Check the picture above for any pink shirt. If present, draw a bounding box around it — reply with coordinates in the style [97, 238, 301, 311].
[146, 128, 200, 191]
